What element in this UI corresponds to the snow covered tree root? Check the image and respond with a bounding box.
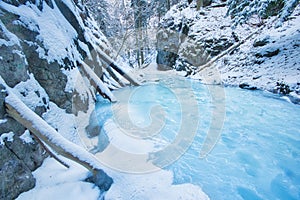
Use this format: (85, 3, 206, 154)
(4, 92, 113, 192)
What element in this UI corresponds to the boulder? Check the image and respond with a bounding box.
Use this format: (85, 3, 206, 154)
(239, 83, 258, 90)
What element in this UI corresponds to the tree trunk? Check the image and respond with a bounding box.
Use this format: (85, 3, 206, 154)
(197, 0, 203, 10)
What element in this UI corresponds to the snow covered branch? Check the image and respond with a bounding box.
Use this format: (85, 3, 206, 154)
(95, 47, 140, 86)
(79, 62, 117, 102)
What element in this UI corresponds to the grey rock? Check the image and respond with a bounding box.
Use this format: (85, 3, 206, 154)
(0, 118, 26, 137)
(239, 83, 257, 90)
(4, 134, 46, 171)
(0, 84, 6, 119)
(86, 169, 113, 192)
(72, 90, 90, 116)
(157, 7, 235, 71)
(0, 0, 112, 198)
(0, 145, 35, 200)
(188, 0, 212, 7)
(156, 50, 178, 70)
(203, 0, 212, 7)
(0, 42, 29, 87)
(156, 29, 181, 70)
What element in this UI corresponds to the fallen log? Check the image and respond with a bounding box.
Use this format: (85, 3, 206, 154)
(31, 133, 70, 168)
(80, 62, 117, 102)
(105, 67, 126, 87)
(95, 47, 140, 86)
(5, 91, 113, 191)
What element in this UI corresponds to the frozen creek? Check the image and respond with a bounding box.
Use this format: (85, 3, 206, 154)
(93, 66, 300, 200)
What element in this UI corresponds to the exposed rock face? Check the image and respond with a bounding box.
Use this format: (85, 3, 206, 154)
(0, 84, 47, 200)
(0, 0, 114, 198)
(156, 3, 191, 70)
(156, 28, 180, 70)
(0, 149, 35, 200)
(187, 0, 212, 7)
(156, 3, 236, 71)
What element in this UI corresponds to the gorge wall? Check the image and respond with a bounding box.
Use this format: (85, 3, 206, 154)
(0, 0, 114, 199)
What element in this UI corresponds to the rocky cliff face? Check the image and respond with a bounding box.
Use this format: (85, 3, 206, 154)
(156, 1, 236, 71)
(0, 0, 114, 199)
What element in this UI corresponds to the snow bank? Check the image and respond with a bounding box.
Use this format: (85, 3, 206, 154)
(12, 74, 49, 110)
(105, 167, 209, 200)
(42, 102, 81, 145)
(17, 158, 101, 200)
(172, 4, 300, 103)
(0, 20, 20, 46)
(17, 155, 209, 200)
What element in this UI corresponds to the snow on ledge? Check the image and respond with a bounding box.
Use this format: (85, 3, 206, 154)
(0, 131, 14, 145)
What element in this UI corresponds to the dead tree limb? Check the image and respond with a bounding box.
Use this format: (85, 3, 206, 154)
(95, 47, 140, 86)
(5, 92, 102, 172)
(80, 62, 117, 102)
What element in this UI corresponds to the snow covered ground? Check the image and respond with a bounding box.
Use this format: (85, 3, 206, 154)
(160, 2, 299, 104)
(17, 158, 101, 200)
(190, 4, 300, 103)
(17, 155, 209, 200)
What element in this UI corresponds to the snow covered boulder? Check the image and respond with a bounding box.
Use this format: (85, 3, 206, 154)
(255, 46, 280, 58)
(86, 169, 113, 192)
(253, 35, 271, 47)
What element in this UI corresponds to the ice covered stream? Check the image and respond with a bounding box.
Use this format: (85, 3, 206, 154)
(94, 72, 300, 200)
